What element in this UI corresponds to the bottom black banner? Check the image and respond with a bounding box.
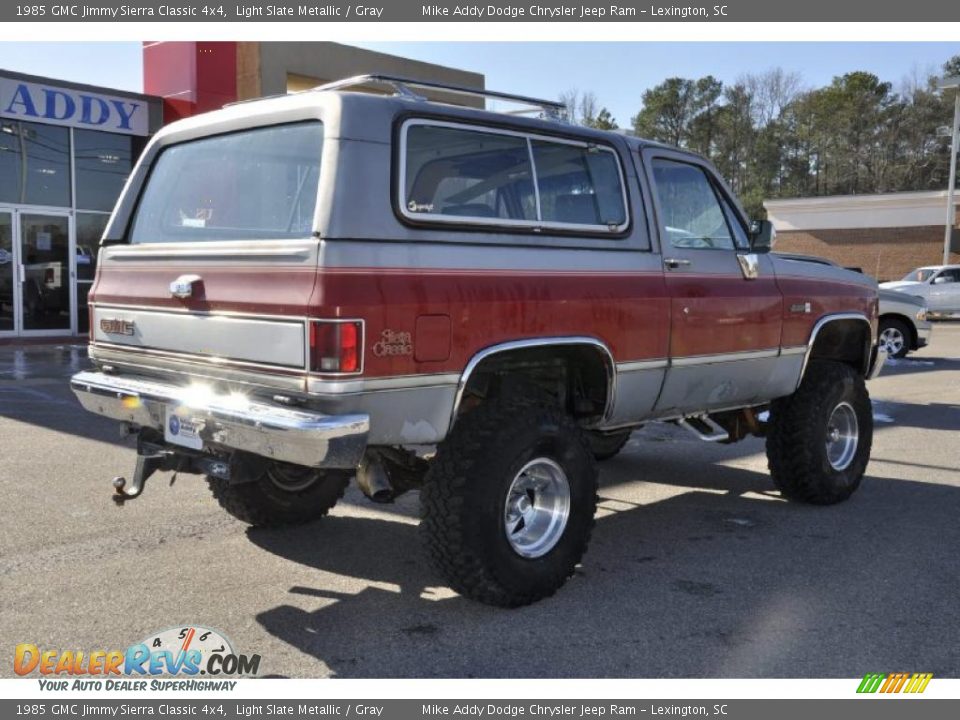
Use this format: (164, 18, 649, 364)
(3, 700, 958, 720)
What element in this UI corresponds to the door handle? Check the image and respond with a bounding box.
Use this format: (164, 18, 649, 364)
(664, 258, 692, 269)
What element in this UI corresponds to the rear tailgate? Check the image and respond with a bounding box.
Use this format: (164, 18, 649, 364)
(88, 120, 325, 386)
(91, 240, 319, 370)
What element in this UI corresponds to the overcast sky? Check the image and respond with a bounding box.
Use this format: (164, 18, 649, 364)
(1, 41, 957, 126)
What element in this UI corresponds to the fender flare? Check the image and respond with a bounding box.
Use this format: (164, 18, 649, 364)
(797, 312, 874, 388)
(450, 336, 617, 428)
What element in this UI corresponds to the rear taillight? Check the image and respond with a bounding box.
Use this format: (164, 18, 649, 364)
(88, 306, 94, 343)
(309, 320, 363, 374)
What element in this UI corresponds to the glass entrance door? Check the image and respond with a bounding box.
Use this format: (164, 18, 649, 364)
(18, 212, 73, 334)
(0, 212, 15, 335)
(0, 208, 75, 337)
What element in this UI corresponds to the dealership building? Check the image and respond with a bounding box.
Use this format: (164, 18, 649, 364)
(765, 191, 960, 282)
(0, 42, 483, 341)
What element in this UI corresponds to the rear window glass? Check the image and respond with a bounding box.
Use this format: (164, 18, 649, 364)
(401, 121, 627, 232)
(129, 122, 322, 244)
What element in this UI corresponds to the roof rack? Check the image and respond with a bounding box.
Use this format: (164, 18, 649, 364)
(309, 74, 569, 120)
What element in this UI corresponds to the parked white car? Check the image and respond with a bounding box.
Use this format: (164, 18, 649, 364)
(880, 265, 960, 318)
(878, 289, 932, 359)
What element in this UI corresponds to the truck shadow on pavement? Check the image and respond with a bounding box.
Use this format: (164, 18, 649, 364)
(247, 459, 960, 678)
(0, 343, 128, 448)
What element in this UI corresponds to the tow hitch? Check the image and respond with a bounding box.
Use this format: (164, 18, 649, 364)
(111, 430, 230, 506)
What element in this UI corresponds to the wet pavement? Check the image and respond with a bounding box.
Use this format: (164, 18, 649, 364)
(1, 327, 959, 678)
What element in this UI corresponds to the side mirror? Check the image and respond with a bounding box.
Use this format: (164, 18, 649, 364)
(749, 219, 776, 252)
(933, 276, 951, 284)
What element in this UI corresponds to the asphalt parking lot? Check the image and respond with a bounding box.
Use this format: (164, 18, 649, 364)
(2, 325, 959, 679)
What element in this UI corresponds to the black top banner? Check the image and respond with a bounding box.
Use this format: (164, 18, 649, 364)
(5, 0, 960, 22)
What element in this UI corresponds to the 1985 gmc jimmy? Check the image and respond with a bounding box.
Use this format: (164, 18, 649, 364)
(71, 76, 885, 607)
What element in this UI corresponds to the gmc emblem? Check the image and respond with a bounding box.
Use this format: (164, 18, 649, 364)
(99, 318, 135, 336)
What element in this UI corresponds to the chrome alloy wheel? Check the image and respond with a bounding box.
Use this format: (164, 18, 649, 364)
(879, 326, 906, 358)
(825, 401, 859, 471)
(503, 457, 571, 558)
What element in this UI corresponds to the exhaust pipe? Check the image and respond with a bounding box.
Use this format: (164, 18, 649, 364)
(356, 454, 395, 504)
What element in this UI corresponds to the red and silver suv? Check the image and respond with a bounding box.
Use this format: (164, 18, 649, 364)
(72, 76, 885, 607)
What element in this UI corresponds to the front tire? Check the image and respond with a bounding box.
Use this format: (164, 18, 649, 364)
(420, 396, 598, 607)
(766, 360, 872, 505)
(208, 458, 349, 527)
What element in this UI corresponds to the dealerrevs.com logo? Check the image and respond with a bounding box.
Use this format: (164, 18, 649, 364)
(14, 626, 261, 691)
(857, 672, 933, 694)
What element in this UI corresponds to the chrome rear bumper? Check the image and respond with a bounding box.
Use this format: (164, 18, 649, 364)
(70, 371, 369, 469)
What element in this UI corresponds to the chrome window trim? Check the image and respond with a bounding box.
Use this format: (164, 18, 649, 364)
(92, 341, 307, 375)
(104, 243, 314, 261)
(308, 372, 461, 396)
(92, 302, 306, 322)
(88, 345, 307, 393)
(93, 303, 314, 371)
(671, 348, 780, 367)
(398, 118, 631, 234)
(616, 359, 668, 372)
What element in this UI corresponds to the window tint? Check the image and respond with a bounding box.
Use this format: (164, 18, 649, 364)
(130, 122, 322, 244)
(651, 159, 734, 250)
(75, 130, 145, 212)
(404, 125, 535, 221)
(402, 122, 627, 231)
(0, 120, 71, 207)
(937, 269, 960, 283)
(531, 141, 626, 227)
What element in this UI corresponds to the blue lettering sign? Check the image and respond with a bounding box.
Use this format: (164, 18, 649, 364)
(109, 100, 139, 131)
(4, 83, 38, 117)
(42, 88, 76, 121)
(0, 80, 148, 136)
(80, 95, 110, 126)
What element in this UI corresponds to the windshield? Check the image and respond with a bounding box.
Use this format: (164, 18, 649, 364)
(900, 268, 936, 283)
(129, 121, 323, 244)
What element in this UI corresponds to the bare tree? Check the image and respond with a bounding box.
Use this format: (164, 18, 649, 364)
(559, 88, 604, 126)
(741, 68, 804, 126)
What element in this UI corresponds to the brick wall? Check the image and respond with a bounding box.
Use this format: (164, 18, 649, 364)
(775, 225, 960, 282)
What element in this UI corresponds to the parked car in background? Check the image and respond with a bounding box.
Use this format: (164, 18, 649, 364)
(878, 289, 931, 359)
(880, 265, 960, 318)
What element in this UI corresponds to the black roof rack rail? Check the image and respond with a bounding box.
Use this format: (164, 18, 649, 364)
(309, 74, 568, 119)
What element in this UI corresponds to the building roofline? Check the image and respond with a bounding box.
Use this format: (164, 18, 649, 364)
(765, 189, 959, 212)
(0, 67, 160, 103)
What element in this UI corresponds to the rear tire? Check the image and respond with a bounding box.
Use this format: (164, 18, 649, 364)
(766, 360, 872, 505)
(587, 430, 632, 461)
(420, 395, 598, 607)
(208, 459, 349, 527)
(878, 317, 911, 359)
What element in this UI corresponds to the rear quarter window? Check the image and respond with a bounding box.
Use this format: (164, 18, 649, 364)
(399, 120, 629, 234)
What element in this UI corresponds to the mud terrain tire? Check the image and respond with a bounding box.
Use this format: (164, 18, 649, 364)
(420, 396, 598, 607)
(208, 460, 349, 527)
(766, 360, 872, 505)
(588, 430, 632, 461)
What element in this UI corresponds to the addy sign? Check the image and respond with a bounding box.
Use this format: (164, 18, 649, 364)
(0, 78, 149, 136)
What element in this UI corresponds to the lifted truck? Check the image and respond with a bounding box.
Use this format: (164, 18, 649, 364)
(71, 76, 885, 607)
